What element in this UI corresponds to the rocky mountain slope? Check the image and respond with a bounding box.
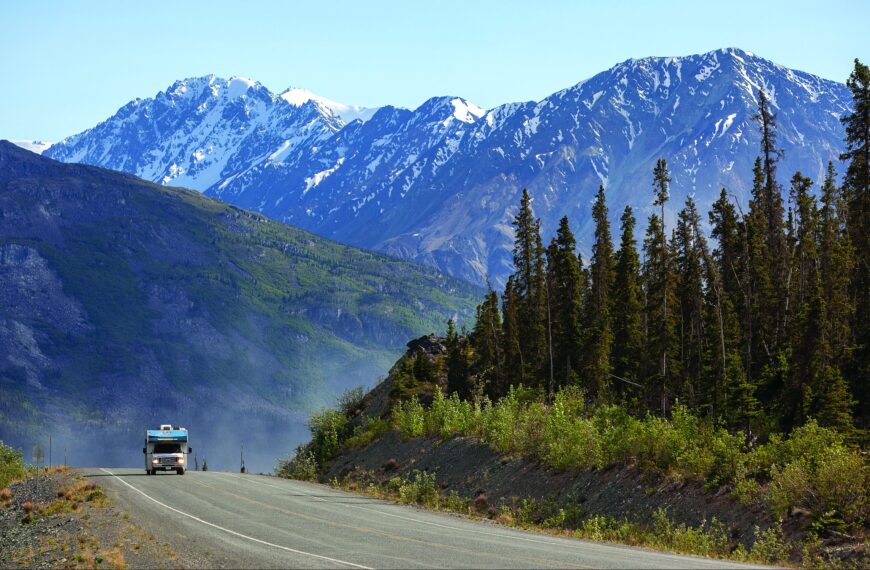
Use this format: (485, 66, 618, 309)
(0, 142, 482, 470)
(44, 49, 852, 286)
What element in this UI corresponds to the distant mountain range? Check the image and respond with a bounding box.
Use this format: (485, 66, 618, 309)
(39, 48, 852, 286)
(0, 142, 482, 470)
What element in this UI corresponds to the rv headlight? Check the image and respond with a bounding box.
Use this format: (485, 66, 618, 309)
(177, 457, 185, 464)
(152, 459, 159, 464)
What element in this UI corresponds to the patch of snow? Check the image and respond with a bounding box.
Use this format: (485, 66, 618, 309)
(303, 158, 345, 195)
(10, 140, 53, 154)
(280, 87, 379, 124)
(450, 98, 485, 123)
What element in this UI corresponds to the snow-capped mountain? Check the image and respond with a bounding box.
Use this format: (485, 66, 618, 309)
(45, 49, 852, 286)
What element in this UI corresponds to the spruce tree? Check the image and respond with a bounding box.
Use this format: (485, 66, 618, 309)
(612, 206, 644, 406)
(785, 172, 819, 428)
(642, 212, 677, 415)
(472, 284, 503, 399)
(644, 160, 678, 414)
(583, 186, 615, 401)
(840, 59, 870, 423)
(546, 217, 585, 390)
(752, 89, 789, 364)
(501, 275, 523, 392)
(674, 197, 707, 407)
(511, 189, 548, 385)
(816, 163, 857, 433)
(709, 190, 757, 431)
(446, 319, 470, 399)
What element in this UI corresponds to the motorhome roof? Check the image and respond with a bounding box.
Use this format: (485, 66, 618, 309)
(146, 428, 188, 443)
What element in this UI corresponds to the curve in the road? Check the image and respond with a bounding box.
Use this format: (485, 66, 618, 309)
(92, 468, 771, 570)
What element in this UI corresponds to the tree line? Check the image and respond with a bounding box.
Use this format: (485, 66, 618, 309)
(445, 59, 870, 440)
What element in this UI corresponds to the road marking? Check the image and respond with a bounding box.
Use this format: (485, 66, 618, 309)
(98, 469, 371, 569)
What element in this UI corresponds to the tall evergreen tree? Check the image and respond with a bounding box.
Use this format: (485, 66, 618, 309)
(785, 172, 820, 428)
(612, 206, 644, 406)
(511, 189, 548, 385)
(644, 160, 678, 414)
(546, 217, 585, 390)
(472, 284, 504, 399)
(446, 319, 470, 399)
(710, 189, 746, 316)
(674, 197, 707, 407)
(708, 190, 757, 431)
(583, 186, 615, 401)
(501, 275, 523, 391)
(744, 94, 791, 416)
(840, 59, 870, 423)
(642, 212, 678, 415)
(816, 163, 857, 432)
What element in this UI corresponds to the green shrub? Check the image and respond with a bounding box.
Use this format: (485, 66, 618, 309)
(762, 421, 868, 526)
(443, 490, 469, 513)
(276, 446, 317, 481)
(543, 395, 600, 471)
(426, 388, 477, 439)
(308, 409, 349, 465)
(650, 509, 731, 558)
(345, 417, 390, 449)
(398, 470, 439, 507)
(392, 397, 425, 439)
(748, 522, 790, 564)
(0, 441, 25, 489)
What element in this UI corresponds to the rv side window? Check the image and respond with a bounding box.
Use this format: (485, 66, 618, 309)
(153, 443, 182, 454)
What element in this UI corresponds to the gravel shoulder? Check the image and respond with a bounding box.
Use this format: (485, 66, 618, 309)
(0, 467, 181, 569)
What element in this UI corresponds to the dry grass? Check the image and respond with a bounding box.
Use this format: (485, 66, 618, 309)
(38, 480, 109, 519)
(102, 547, 127, 569)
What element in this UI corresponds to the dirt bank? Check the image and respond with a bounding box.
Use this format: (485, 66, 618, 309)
(324, 430, 776, 548)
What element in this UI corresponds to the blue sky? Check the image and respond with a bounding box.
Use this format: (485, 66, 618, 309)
(2, 0, 867, 141)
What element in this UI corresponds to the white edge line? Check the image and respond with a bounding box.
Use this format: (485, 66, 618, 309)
(98, 468, 371, 570)
(224, 473, 768, 569)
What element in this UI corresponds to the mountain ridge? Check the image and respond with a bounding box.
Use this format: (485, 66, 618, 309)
(42, 48, 852, 286)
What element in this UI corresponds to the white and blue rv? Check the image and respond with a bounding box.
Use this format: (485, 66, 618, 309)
(143, 424, 191, 475)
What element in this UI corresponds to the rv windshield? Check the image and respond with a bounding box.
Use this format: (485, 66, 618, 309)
(153, 443, 182, 454)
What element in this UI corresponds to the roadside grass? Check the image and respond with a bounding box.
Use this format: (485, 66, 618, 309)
(22, 480, 109, 524)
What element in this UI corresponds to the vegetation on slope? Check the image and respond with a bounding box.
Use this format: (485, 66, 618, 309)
(0, 142, 482, 462)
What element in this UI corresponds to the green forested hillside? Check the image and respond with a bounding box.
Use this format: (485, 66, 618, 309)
(0, 141, 482, 469)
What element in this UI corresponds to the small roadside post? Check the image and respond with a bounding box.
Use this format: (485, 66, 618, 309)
(33, 445, 45, 494)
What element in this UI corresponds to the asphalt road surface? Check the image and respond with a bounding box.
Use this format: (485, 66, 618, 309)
(86, 468, 769, 569)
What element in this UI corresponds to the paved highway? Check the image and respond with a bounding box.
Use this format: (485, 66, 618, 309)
(87, 469, 767, 569)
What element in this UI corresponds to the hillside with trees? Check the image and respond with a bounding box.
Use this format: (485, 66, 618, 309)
(282, 59, 870, 567)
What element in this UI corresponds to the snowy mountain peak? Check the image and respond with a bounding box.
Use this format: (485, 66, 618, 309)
(280, 87, 379, 124)
(450, 97, 486, 123)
